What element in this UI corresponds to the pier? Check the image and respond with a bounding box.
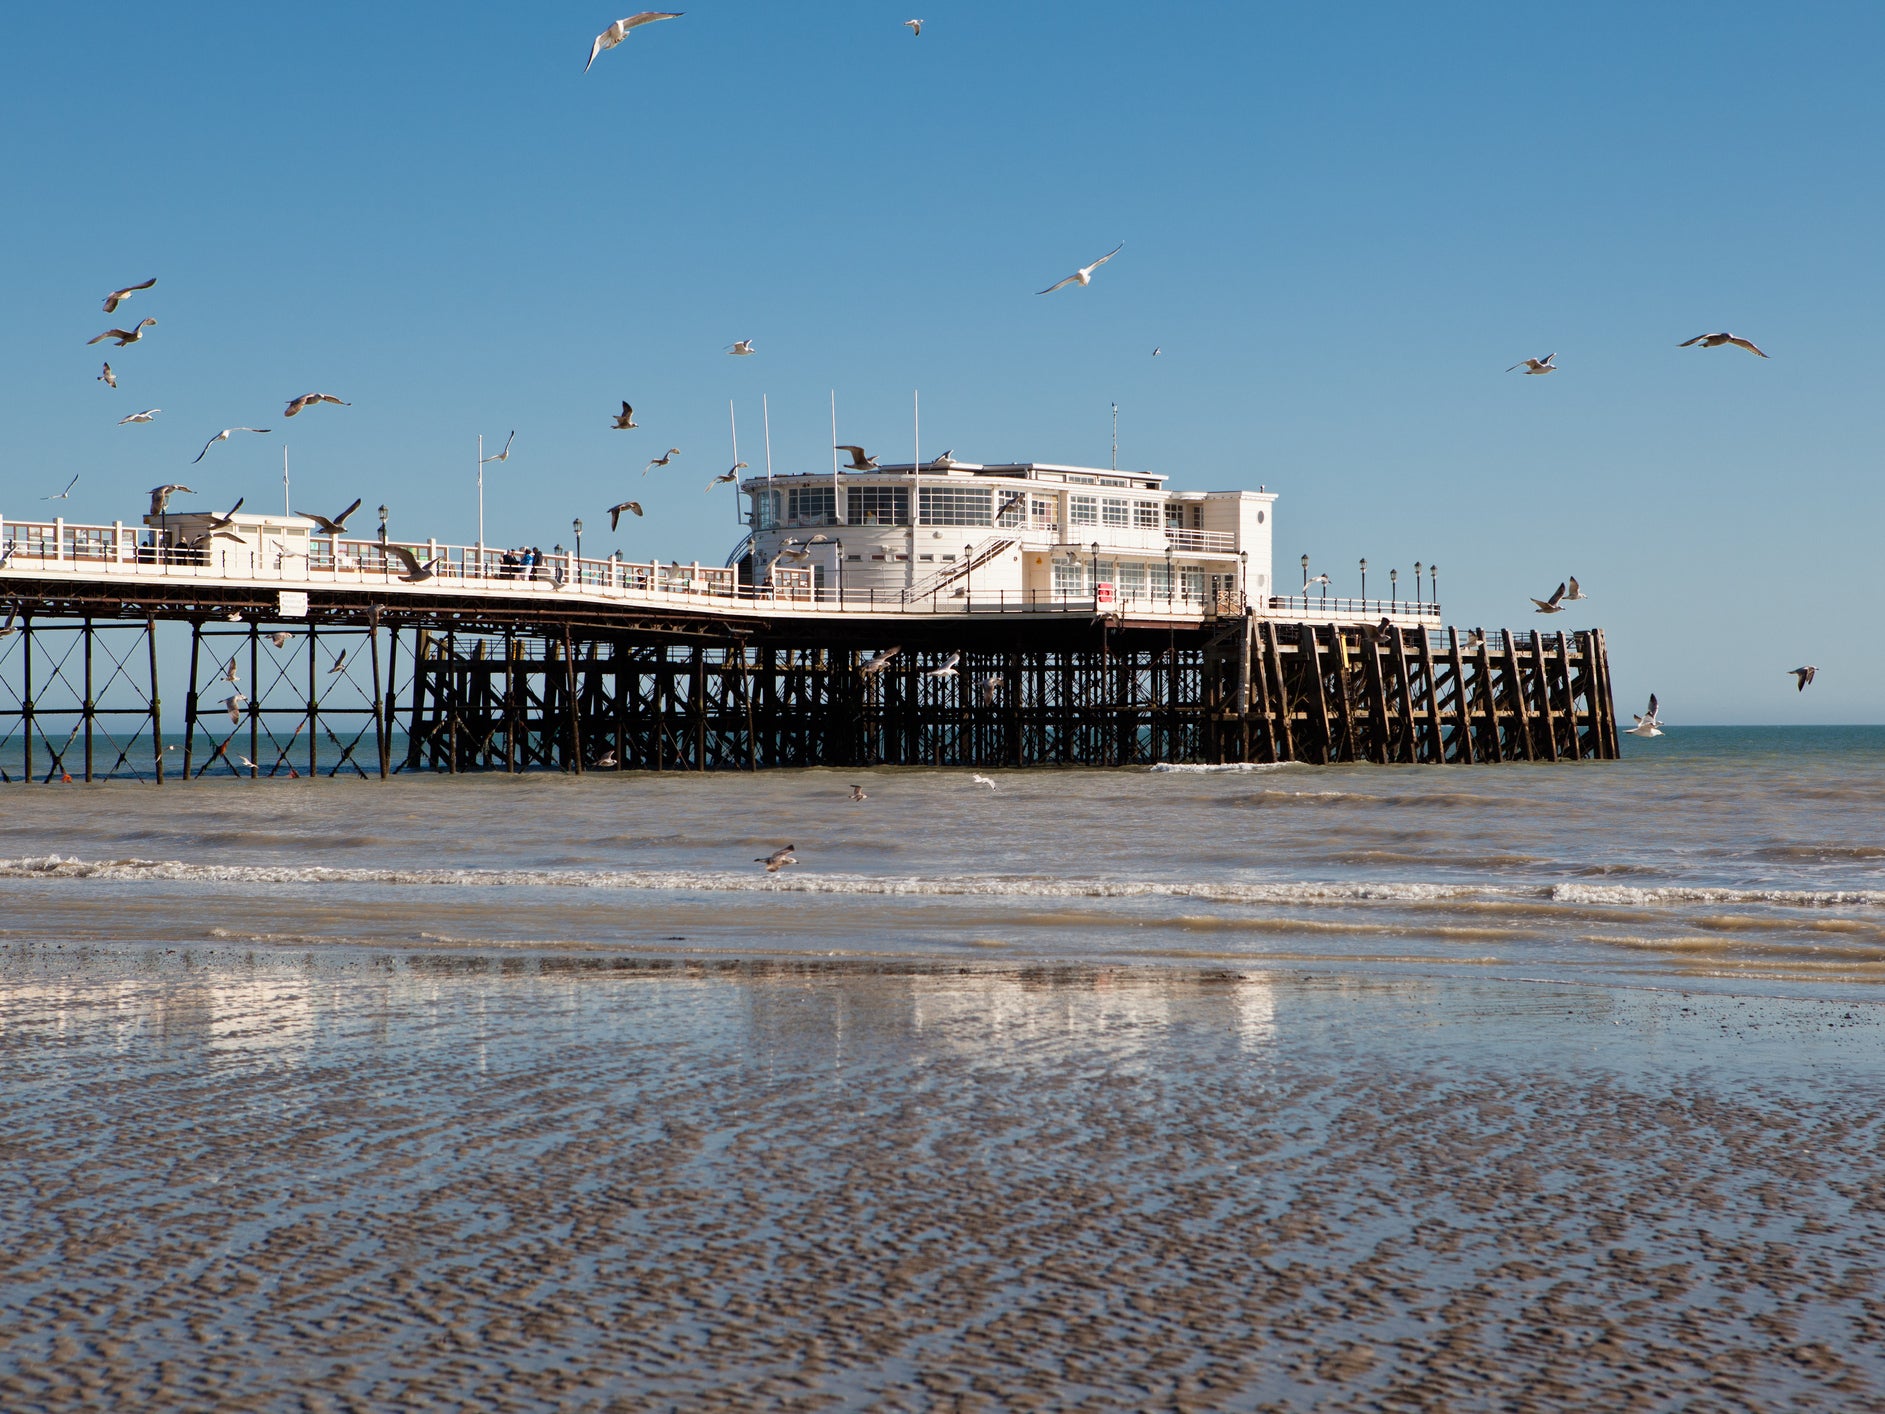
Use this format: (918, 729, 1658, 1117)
(0, 487, 1618, 781)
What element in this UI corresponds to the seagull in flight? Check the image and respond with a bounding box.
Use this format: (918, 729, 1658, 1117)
(223, 656, 240, 685)
(43, 474, 79, 501)
(706, 462, 748, 490)
(285, 393, 350, 417)
(860, 647, 900, 676)
(386, 544, 442, 582)
(970, 774, 998, 790)
(1506, 353, 1558, 375)
(119, 408, 162, 425)
(727, 339, 755, 356)
(270, 632, 290, 648)
(1304, 573, 1330, 592)
(101, 277, 157, 314)
(0, 608, 15, 635)
(904, 18, 923, 35)
(1530, 582, 1567, 614)
(1038, 242, 1124, 295)
(923, 652, 960, 678)
(849, 784, 869, 802)
(1564, 576, 1587, 601)
(1789, 665, 1818, 692)
(97, 362, 116, 388)
(224, 693, 247, 725)
(586, 12, 683, 72)
(755, 843, 797, 873)
(329, 650, 348, 674)
(979, 674, 1004, 706)
(298, 498, 363, 535)
(644, 448, 680, 474)
(611, 402, 638, 430)
(481, 431, 514, 465)
(201, 498, 247, 540)
(193, 427, 272, 463)
(1626, 694, 1663, 738)
(1680, 332, 1767, 357)
(835, 444, 879, 470)
(607, 500, 643, 530)
(88, 319, 157, 348)
(148, 484, 193, 515)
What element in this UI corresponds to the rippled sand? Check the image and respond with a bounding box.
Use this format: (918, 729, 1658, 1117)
(2, 944, 1881, 1411)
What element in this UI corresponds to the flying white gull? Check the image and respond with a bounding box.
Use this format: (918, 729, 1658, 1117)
(1789, 665, 1818, 692)
(298, 498, 363, 535)
(329, 650, 348, 674)
(1565, 576, 1587, 601)
(849, 784, 869, 802)
(706, 462, 748, 490)
(970, 774, 998, 790)
(386, 544, 442, 582)
(270, 632, 290, 649)
(102, 277, 156, 314)
(147, 484, 193, 515)
(119, 408, 162, 425)
(860, 647, 900, 676)
(224, 693, 247, 725)
(607, 501, 642, 530)
(284, 393, 350, 417)
(644, 448, 680, 474)
(1679, 332, 1767, 357)
(1506, 353, 1558, 375)
(1038, 242, 1124, 295)
(97, 363, 116, 388)
(979, 674, 1004, 706)
(88, 318, 156, 348)
(1530, 582, 1567, 614)
(194, 427, 272, 463)
(586, 12, 683, 72)
(904, 18, 923, 35)
(727, 339, 755, 356)
(835, 444, 879, 470)
(611, 401, 638, 430)
(755, 843, 797, 873)
(1626, 694, 1663, 738)
(43, 474, 79, 501)
(923, 652, 960, 678)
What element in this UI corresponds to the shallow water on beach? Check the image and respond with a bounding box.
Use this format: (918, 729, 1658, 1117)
(3, 727, 1885, 990)
(5, 727, 1885, 1409)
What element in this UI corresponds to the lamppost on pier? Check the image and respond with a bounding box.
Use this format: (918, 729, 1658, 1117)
(1359, 557, 1368, 605)
(1239, 550, 1248, 609)
(573, 518, 584, 565)
(1390, 567, 1398, 608)
(1414, 561, 1423, 609)
(835, 538, 844, 599)
(1091, 541, 1101, 599)
(1430, 564, 1439, 609)
(377, 504, 388, 546)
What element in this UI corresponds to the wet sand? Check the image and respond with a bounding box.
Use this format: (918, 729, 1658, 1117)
(3, 943, 1882, 1412)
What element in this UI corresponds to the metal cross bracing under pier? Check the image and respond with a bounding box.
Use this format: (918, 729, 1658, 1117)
(0, 608, 1619, 780)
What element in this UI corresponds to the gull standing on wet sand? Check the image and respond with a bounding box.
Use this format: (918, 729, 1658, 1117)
(1038, 243, 1124, 295)
(756, 844, 797, 873)
(585, 12, 683, 72)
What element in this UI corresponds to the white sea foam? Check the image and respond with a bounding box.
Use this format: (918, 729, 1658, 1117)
(5, 853, 1882, 914)
(1148, 762, 1301, 774)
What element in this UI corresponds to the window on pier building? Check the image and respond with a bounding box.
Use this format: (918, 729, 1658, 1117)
(1181, 567, 1205, 600)
(1165, 502, 1185, 530)
(1101, 498, 1130, 528)
(1134, 502, 1161, 530)
(848, 485, 909, 526)
(1052, 558, 1093, 595)
(1069, 494, 1098, 527)
(1030, 496, 1056, 528)
(1148, 561, 1173, 597)
(994, 490, 1028, 528)
(919, 485, 993, 526)
(1116, 561, 1146, 597)
(787, 486, 835, 524)
(752, 490, 780, 531)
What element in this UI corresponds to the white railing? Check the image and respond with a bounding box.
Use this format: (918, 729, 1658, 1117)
(1267, 593, 1442, 625)
(1163, 527, 1237, 553)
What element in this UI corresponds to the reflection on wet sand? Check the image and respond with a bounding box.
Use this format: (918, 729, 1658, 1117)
(2, 945, 1882, 1411)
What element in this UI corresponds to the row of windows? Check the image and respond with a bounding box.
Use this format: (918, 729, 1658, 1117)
(756, 484, 1198, 532)
(1049, 560, 1208, 597)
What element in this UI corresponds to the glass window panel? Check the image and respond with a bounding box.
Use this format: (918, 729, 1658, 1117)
(1070, 495, 1098, 526)
(848, 486, 909, 526)
(1102, 498, 1129, 527)
(918, 486, 993, 526)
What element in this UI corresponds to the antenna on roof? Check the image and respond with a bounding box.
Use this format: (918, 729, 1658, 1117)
(282, 446, 291, 517)
(831, 389, 843, 525)
(1111, 403, 1118, 471)
(913, 389, 920, 475)
(762, 393, 773, 485)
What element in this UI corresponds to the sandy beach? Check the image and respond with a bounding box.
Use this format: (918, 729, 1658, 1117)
(3, 942, 1880, 1411)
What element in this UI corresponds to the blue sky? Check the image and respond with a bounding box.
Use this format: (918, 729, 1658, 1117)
(5, 2, 1881, 722)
